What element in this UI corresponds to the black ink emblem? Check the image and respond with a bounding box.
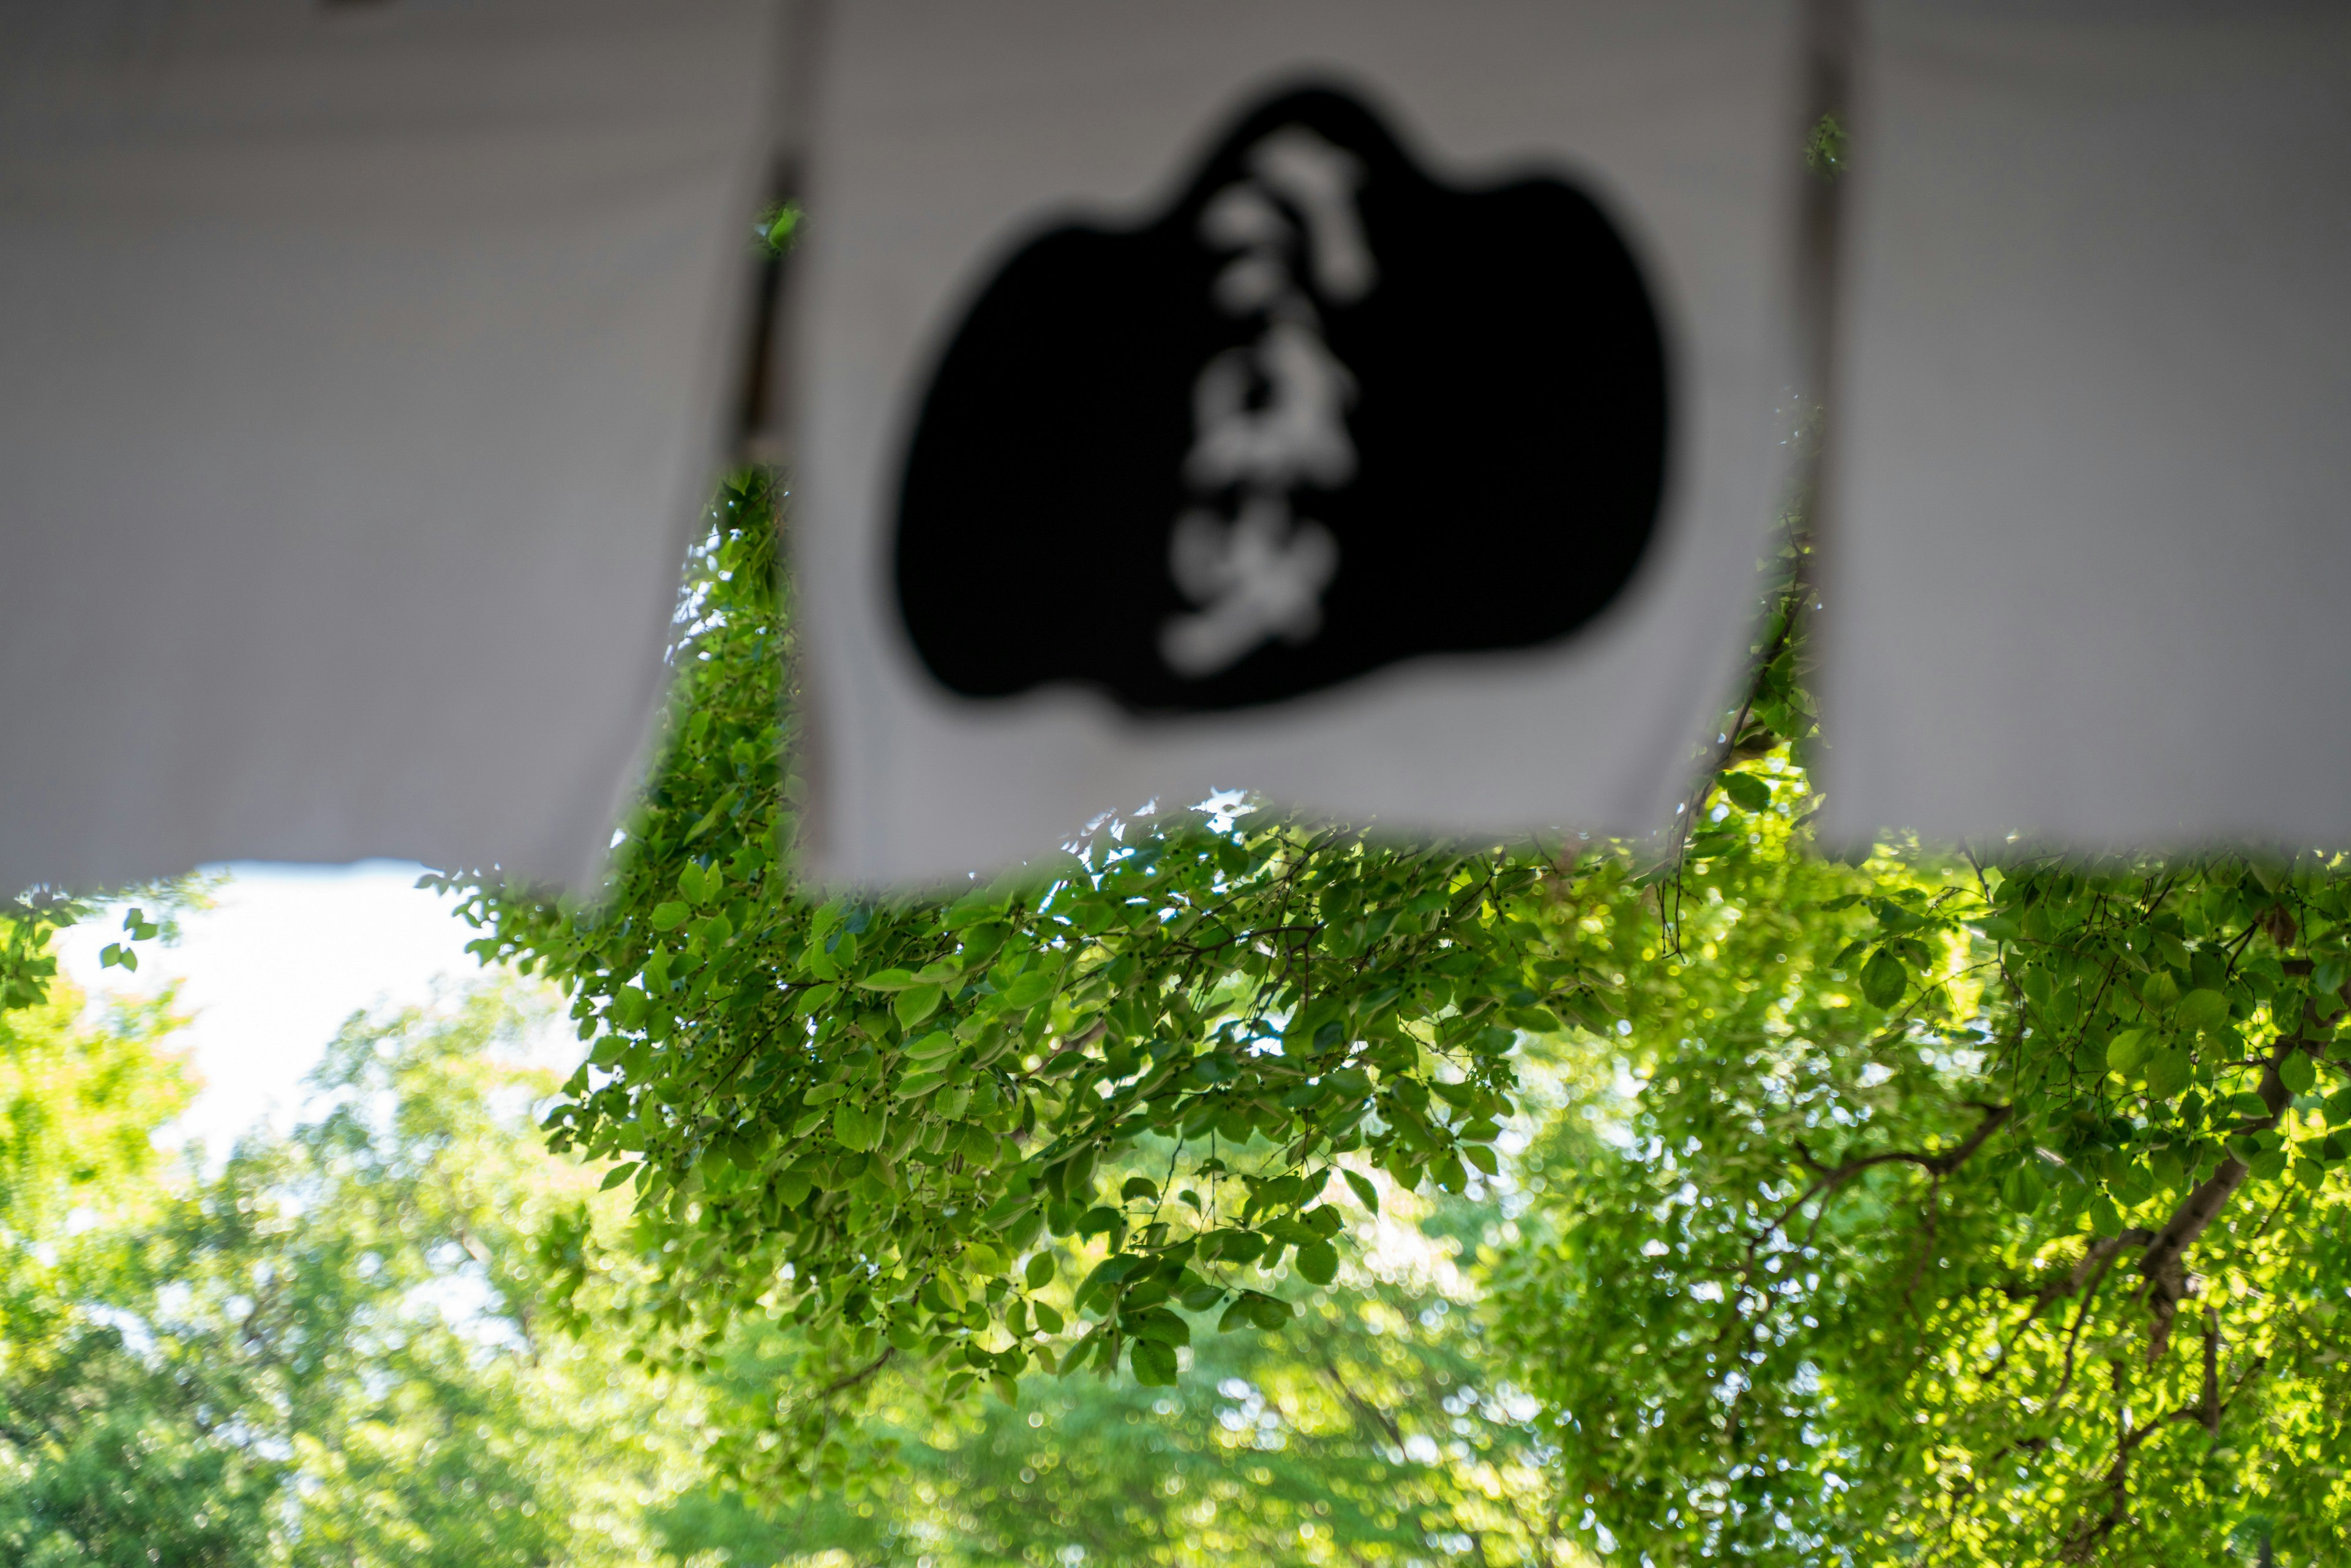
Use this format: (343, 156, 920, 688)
(894, 83, 1670, 711)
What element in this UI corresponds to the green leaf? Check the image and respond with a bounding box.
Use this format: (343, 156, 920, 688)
(650, 901, 691, 931)
(905, 1030, 960, 1061)
(681, 792, 733, 842)
(1294, 1240, 1338, 1285)
(1342, 1170, 1379, 1213)
(1998, 1164, 2044, 1214)
(599, 1163, 639, 1191)
(2177, 988, 2230, 1030)
(857, 968, 920, 991)
(1074, 1254, 1141, 1307)
(2107, 1029, 2153, 1075)
(1718, 771, 1771, 812)
(1164, 1284, 1217, 1317)
(2143, 1047, 2194, 1101)
(1000, 969, 1060, 1010)
(1859, 950, 1907, 1009)
(894, 985, 944, 1028)
(832, 1105, 879, 1152)
(1025, 1253, 1056, 1289)
(1032, 1300, 1065, 1335)
(1131, 1338, 1179, 1386)
(1127, 1309, 1190, 1347)
(894, 1070, 950, 1101)
(2279, 1049, 2318, 1097)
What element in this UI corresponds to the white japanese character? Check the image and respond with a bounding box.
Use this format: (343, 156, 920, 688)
(1160, 498, 1338, 678)
(1247, 128, 1374, 304)
(1183, 321, 1357, 492)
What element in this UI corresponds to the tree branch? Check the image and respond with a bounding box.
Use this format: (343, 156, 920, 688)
(2058, 1360, 2135, 1562)
(1317, 1352, 1403, 1449)
(2046, 1234, 2140, 1409)
(1763, 1103, 2011, 1256)
(812, 1346, 896, 1402)
(2134, 1030, 2297, 1357)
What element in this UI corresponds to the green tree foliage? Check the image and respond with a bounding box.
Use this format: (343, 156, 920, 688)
(0, 976, 274, 1566)
(2, 882, 187, 1009)
(441, 476, 1558, 1484)
(660, 1179, 1575, 1567)
(1, 891, 89, 1013)
(5, 920, 1564, 1568)
(1490, 803, 2351, 1565)
(0, 982, 717, 1566)
(452, 468, 2349, 1562)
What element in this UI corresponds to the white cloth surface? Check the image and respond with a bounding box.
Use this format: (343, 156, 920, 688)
(1823, 2, 2351, 849)
(795, 0, 1806, 885)
(0, 0, 789, 894)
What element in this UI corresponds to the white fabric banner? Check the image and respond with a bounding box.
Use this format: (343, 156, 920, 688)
(1823, 2, 2351, 849)
(0, 1, 790, 894)
(794, 0, 1806, 884)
